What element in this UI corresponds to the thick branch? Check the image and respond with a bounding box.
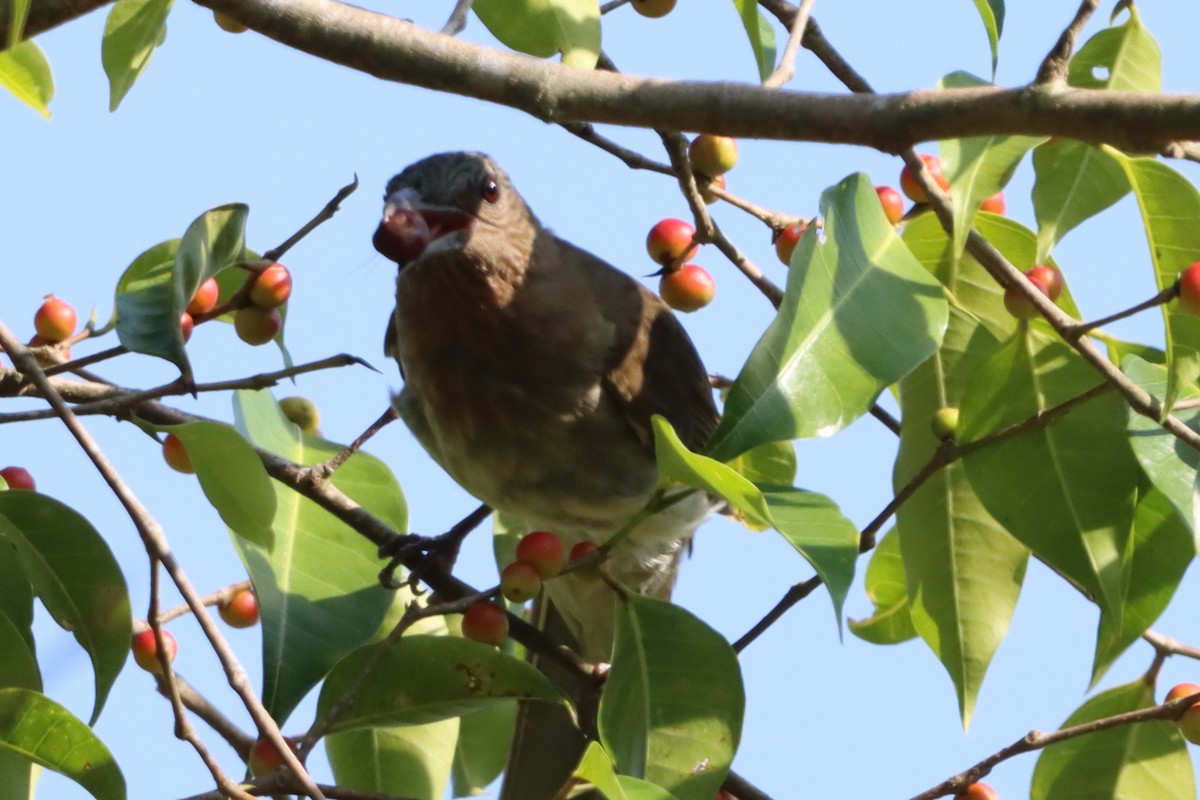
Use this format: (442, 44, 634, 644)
(186, 0, 1200, 152)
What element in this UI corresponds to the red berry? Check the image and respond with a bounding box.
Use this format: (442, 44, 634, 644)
(660, 264, 716, 312)
(187, 277, 220, 316)
(373, 209, 432, 264)
(461, 602, 509, 646)
(875, 185, 905, 225)
(980, 191, 1007, 215)
(1166, 683, 1200, 745)
(249, 264, 292, 310)
(631, 0, 675, 17)
(162, 433, 195, 474)
(33, 296, 77, 343)
(248, 736, 299, 776)
(688, 134, 738, 178)
(131, 628, 177, 674)
(180, 311, 194, 342)
(219, 588, 260, 628)
(773, 221, 807, 266)
(646, 218, 699, 267)
(899, 154, 950, 203)
(234, 306, 282, 346)
(1003, 265, 1062, 319)
(1178, 262, 1200, 316)
(500, 561, 542, 603)
(0, 466, 36, 491)
(959, 783, 998, 800)
(515, 531, 566, 579)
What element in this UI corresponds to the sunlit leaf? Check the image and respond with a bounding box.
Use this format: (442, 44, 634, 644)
(1067, 4, 1161, 92)
(473, 0, 600, 69)
(1031, 678, 1194, 800)
(0, 493, 130, 725)
(730, 0, 776, 82)
(706, 173, 947, 461)
(599, 595, 743, 800)
(0, 689, 125, 800)
(1032, 140, 1129, 263)
(1105, 149, 1200, 413)
(232, 388, 403, 724)
(102, 0, 173, 111)
(0, 41, 52, 118)
(327, 721, 458, 800)
(969, 0, 1004, 77)
(652, 416, 770, 528)
(574, 742, 683, 800)
(849, 528, 917, 645)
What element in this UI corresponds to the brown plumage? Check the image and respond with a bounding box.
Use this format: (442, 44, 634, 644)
(379, 152, 719, 658)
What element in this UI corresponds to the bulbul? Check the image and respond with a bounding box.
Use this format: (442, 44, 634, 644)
(375, 151, 719, 660)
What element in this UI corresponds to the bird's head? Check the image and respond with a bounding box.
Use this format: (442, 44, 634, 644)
(373, 152, 537, 271)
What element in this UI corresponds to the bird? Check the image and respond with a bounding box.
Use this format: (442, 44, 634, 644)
(374, 151, 720, 659)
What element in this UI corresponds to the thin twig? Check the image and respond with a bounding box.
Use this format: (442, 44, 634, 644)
(1144, 629, 1200, 661)
(0, 325, 327, 800)
(1162, 141, 1200, 165)
(599, 0, 630, 12)
(1034, 0, 1100, 85)
(311, 406, 398, 478)
(154, 672, 257, 759)
(155, 580, 253, 625)
(1068, 283, 1179, 336)
(762, 0, 814, 89)
(869, 404, 901, 435)
(262, 177, 358, 264)
(440, 0, 473, 35)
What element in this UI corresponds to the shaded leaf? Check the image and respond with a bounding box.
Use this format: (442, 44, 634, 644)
(707, 173, 947, 461)
(102, 0, 173, 111)
(0, 689, 125, 800)
(316, 636, 561, 732)
(473, 0, 600, 69)
(1031, 678, 1194, 800)
(232, 388, 403, 723)
(327, 721, 458, 800)
(0, 493, 130, 725)
(938, 72, 1043, 259)
(960, 332, 1136, 618)
(451, 700, 515, 797)
(599, 595, 743, 800)
(574, 742, 683, 800)
(0, 748, 36, 800)
(759, 485, 858, 625)
(0, 611, 39, 692)
(1032, 140, 1129, 263)
(849, 528, 918, 645)
(1092, 487, 1192, 686)
(730, 0, 776, 82)
(1105, 149, 1200, 413)
(162, 422, 275, 548)
(0, 41, 52, 118)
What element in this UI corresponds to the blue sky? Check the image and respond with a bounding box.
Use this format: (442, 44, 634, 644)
(4, 1, 1200, 797)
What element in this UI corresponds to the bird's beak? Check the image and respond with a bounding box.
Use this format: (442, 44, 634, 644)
(373, 188, 475, 266)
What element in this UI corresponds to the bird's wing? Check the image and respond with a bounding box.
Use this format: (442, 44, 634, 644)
(592, 258, 720, 454)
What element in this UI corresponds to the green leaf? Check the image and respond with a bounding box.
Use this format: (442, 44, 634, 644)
(1031, 678, 1194, 800)
(326, 720, 458, 800)
(759, 486, 858, 625)
(970, 0, 1004, 77)
(0, 610, 39, 692)
(1123, 356, 1200, 551)
(730, 0, 776, 82)
(0, 689, 125, 800)
(1032, 140, 1130, 263)
(574, 742, 683, 800)
(599, 595, 743, 800)
(6, 0, 31, 48)
(114, 204, 250, 376)
(0, 546, 34, 655)
(102, 0, 173, 111)
(849, 528, 918, 645)
(725, 440, 796, 509)
(1105, 149, 1200, 413)
(960, 332, 1136, 618)
(706, 173, 948, 461)
(1067, 4, 1161, 92)
(451, 700, 515, 797)
(473, 0, 600, 69)
(233, 388, 403, 723)
(938, 72, 1043, 260)
(0, 493, 130, 726)
(161, 422, 275, 548)
(896, 217, 1031, 726)
(1092, 487, 1191, 686)
(0, 748, 36, 800)
(0, 41, 52, 118)
(652, 416, 770, 528)
(316, 636, 562, 732)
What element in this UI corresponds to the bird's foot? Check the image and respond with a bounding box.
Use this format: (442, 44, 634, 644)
(377, 503, 492, 590)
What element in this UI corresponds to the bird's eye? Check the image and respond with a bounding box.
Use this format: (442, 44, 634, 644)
(481, 177, 501, 203)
